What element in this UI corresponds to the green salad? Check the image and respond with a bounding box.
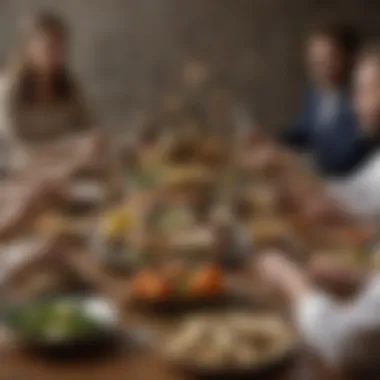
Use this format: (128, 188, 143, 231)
(9, 300, 104, 342)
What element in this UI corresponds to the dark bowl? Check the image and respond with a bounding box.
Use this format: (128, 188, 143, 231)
(19, 330, 122, 361)
(2, 294, 124, 361)
(131, 292, 232, 316)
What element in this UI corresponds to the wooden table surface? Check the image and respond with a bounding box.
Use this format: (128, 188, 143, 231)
(0, 140, 351, 380)
(0, 348, 343, 380)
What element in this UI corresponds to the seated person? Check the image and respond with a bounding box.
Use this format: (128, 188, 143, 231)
(0, 11, 101, 170)
(280, 23, 375, 177)
(0, 12, 106, 237)
(259, 251, 380, 377)
(327, 44, 380, 218)
(248, 43, 380, 220)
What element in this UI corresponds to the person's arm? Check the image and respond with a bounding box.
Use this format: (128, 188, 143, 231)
(296, 274, 380, 367)
(327, 150, 380, 217)
(320, 136, 375, 177)
(295, 291, 354, 365)
(260, 252, 380, 368)
(315, 107, 376, 177)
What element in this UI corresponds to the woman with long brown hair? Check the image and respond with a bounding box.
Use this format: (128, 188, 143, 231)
(0, 11, 101, 242)
(0, 10, 97, 167)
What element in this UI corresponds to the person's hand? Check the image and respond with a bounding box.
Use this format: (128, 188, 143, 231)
(258, 250, 312, 303)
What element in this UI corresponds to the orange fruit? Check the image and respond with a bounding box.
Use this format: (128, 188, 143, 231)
(188, 265, 223, 296)
(131, 270, 169, 300)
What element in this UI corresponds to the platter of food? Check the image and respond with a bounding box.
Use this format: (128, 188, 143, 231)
(159, 311, 297, 378)
(129, 262, 226, 312)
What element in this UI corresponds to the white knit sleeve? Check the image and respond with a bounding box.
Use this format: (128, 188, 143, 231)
(295, 292, 352, 365)
(295, 275, 380, 368)
(326, 151, 380, 218)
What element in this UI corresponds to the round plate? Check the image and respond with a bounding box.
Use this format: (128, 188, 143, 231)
(155, 298, 298, 378)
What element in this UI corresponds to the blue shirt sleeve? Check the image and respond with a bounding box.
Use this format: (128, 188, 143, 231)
(315, 112, 377, 177)
(320, 137, 375, 177)
(280, 91, 314, 149)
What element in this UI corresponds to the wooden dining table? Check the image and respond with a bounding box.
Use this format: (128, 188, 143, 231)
(0, 135, 357, 380)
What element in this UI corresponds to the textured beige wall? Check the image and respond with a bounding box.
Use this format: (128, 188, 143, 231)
(0, 0, 378, 129)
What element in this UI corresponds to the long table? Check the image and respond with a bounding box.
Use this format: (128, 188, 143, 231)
(0, 136, 356, 380)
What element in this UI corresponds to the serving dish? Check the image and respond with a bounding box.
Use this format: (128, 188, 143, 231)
(155, 301, 297, 378)
(2, 294, 123, 360)
(129, 262, 226, 313)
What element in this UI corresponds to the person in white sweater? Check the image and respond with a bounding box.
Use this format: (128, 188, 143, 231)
(259, 251, 380, 375)
(326, 44, 380, 218)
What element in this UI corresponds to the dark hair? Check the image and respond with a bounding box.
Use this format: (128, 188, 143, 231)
(308, 21, 361, 85)
(9, 10, 77, 108)
(309, 22, 360, 56)
(20, 10, 68, 43)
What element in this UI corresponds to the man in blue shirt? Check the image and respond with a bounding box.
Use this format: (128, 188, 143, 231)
(282, 23, 374, 177)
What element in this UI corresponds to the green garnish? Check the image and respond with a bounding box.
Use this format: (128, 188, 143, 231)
(10, 300, 102, 342)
